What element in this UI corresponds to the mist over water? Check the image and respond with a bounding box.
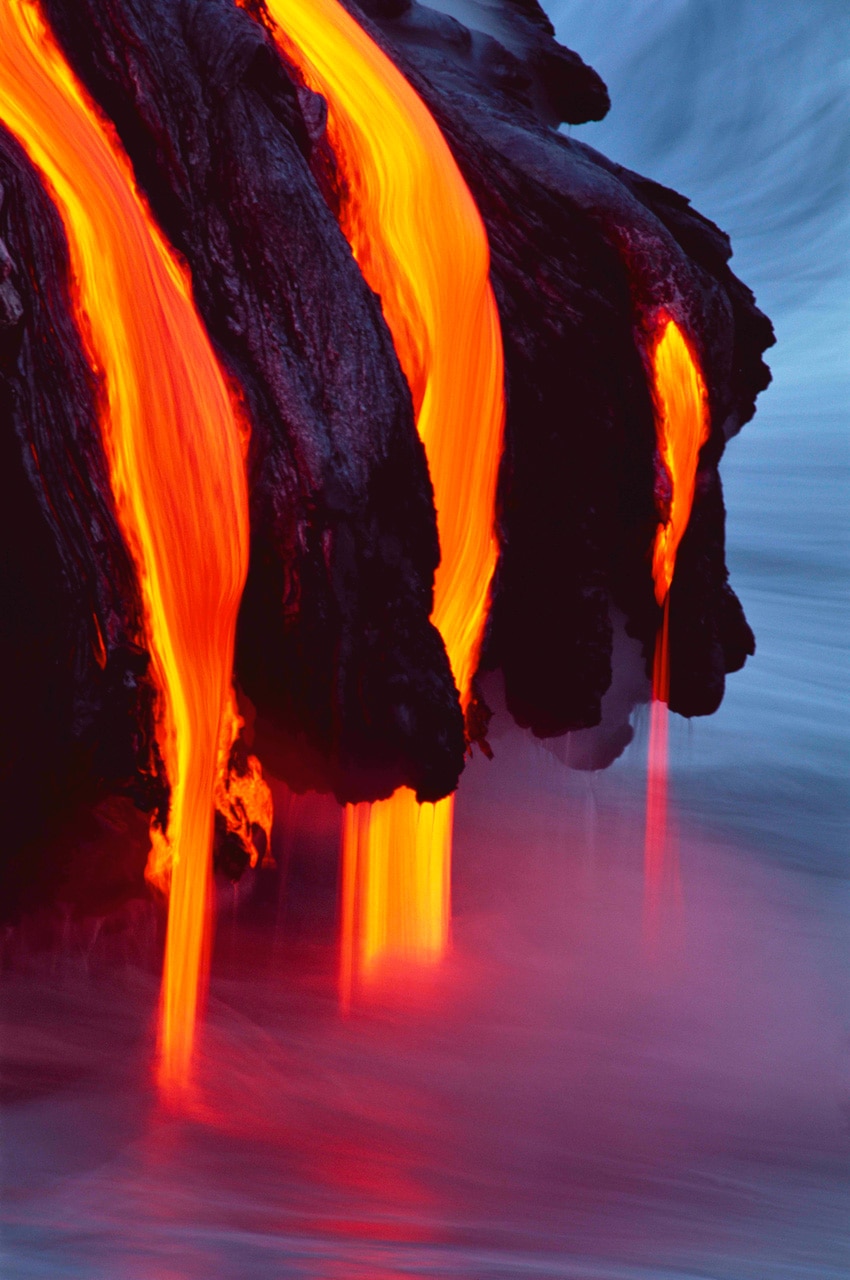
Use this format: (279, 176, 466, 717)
(554, 0, 850, 872)
(2, 3, 849, 1276)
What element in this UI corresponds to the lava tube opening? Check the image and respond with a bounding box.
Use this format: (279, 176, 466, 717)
(0, 0, 253, 1097)
(645, 315, 710, 929)
(261, 0, 505, 998)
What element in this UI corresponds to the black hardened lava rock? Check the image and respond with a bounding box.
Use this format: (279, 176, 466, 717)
(666, 466, 756, 718)
(0, 127, 164, 920)
(356, 0, 609, 127)
(42, 0, 465, 804)
(0, 0, 774, 923)
(338, 0, 772, 738)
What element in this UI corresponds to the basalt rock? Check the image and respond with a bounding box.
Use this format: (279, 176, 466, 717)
(42, 0, 466, 805)
(340, 0, 770, 741)
(1, 0, 774, 924)
(356, 0, 610, 126)
(0, 127, 163, 921)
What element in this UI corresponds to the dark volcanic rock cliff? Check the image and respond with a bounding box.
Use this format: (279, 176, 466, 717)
(42, 0, 466, 807)
(0, 126, 163, 917)
(0, 0, 773, 915)
(345, 0, 772, 738)
(37, 0, 774, 749)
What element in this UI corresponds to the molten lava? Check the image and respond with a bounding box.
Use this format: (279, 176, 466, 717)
(650, 318, 711, 611)
(214, 692, 275, 874)
(264, 0, 504, 995)
(645, 316, 709, 921)
(0, 0, 258, 1094)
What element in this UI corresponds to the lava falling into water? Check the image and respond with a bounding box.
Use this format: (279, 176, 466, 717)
(645, 315, 710, 922)
(0, 0, 253, 1095)
(263, 0, 504, 998)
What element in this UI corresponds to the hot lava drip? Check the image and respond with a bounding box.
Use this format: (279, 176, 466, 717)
(0, 0, 259, 1095)
(645, 316, 710, 925)
(263, 0, 504, 997)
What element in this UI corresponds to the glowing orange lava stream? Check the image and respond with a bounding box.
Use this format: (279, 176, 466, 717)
(645, 315, 709, 922)
(0, 0, 255, 1095)
(263, 0, 504, 998)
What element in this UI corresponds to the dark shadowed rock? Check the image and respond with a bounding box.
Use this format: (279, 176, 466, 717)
(0, 0, 774, 929)
(337, 0, 770, 739)
(0, 127, 163, 920)
(359, 0, 610, 124)
(42, 0, 466, 805)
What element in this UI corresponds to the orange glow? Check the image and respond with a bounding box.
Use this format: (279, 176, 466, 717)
(0, 1, 252, 1094)
(264, 0, 504, 991)
(650, 317, 710, 606)
(214, 692, 275, 872)
(340, 792, 454, 1009)
(645, 316, 709, 924)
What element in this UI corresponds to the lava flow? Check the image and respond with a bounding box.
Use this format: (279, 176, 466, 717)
(0, 0, 254, 1094)
(645, 315, 710, 921)
(264, 0, 505, 997)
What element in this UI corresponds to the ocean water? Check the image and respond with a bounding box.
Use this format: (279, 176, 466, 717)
(1, 2, 848, 1276)
(553, 0, 850, 874)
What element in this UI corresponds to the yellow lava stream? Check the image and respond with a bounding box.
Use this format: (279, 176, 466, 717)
(645, 316, 710, 926)
(263, 0, 504, 999)
(0, 0, 253, 1096)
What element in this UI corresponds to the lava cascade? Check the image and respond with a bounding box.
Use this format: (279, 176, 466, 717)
(264, 0, 505, 994)
(0, 0, 255, 1094)
(645, 316, 710, 920)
